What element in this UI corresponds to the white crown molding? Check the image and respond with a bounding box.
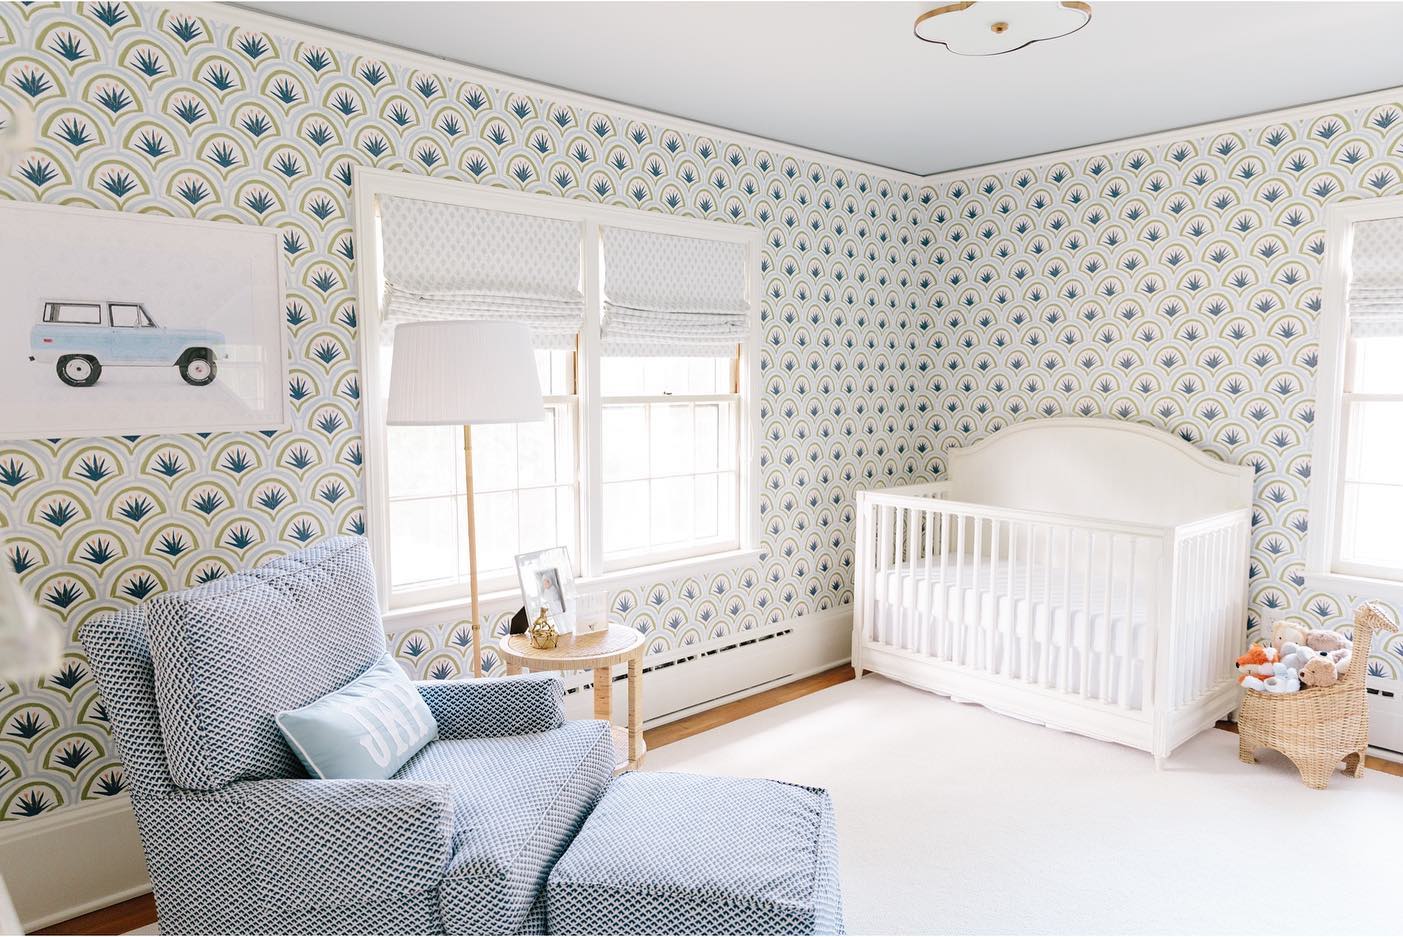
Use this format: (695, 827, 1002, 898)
(205, 2, 928, 186)
(921, 83, 1403, 185)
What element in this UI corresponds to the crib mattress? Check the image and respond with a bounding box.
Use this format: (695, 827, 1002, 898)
(869, 561, 1149, 706)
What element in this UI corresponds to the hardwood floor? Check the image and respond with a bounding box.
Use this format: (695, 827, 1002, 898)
(34, 893, 155, 937)
(34, 666, 856, 936)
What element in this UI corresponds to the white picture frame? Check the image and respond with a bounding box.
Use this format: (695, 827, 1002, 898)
(0, 201, 289, 439)
(515, 546, 576, 634)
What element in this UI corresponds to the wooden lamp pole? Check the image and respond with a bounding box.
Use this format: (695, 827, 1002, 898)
(463, 423, 483, 677)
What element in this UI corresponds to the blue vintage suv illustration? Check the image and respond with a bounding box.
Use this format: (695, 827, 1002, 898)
(29, 300, 226, 388)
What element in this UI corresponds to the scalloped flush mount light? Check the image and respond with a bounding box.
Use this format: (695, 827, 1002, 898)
(915, 1, 1092, 56)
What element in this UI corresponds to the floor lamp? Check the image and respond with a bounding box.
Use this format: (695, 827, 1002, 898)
(387, 320, 545, 678)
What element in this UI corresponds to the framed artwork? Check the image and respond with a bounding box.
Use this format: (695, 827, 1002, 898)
(0, 201, 288, 439)
(515, 546, 576, 634)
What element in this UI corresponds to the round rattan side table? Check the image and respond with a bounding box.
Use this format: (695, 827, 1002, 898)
(498, 624, 645, 773)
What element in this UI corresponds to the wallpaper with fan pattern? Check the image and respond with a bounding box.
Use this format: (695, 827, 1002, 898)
(916, 100, 1403, 680)
(0, 2, 933, 822)
(4, 0, 1403, 827)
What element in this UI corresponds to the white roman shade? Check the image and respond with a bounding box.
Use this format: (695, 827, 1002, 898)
(601, 226, 751, 356)
(378, 196, 583, 348)
(1348, 217, 1403, 338)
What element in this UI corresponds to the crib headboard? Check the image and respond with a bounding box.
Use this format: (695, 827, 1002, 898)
(945, 418, 1253, 527)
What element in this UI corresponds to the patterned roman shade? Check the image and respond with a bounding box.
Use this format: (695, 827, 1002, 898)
(601, 226, 750, 356)
(378, 196, 583, 348)
(1347, 217, 1403, 338)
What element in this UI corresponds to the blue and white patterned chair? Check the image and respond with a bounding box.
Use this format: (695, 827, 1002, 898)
(80, 536, 616, 935)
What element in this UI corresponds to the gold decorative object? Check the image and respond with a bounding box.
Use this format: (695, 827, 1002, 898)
(914, 1, 1092, 56)
(529, 607, 558, 650)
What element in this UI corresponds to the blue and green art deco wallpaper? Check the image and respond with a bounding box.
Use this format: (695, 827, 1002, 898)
(2, 0, 1402, 824)
(0, 2, 931, 821)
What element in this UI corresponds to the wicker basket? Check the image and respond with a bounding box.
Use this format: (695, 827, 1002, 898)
(1238, 603, 1398, 789)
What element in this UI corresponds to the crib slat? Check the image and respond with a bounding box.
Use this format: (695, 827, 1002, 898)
(1004, 518, 1015, 673)
(1026, 518, 1038, 681)
(1059, 527, 1074, 693)
(972, 516, 984, 669)
(921, 509, 934, 657)
(1099, 535, 1115, 702)
(987, 520, 1001, 675)
(1119, 538, 1138, 708)
(1079, 530, 1094, 700)
(955, 512, 967, 666)
(942, 513, 954, 659)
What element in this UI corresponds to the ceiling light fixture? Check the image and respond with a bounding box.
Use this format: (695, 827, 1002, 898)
(914, 1, 1092, 56)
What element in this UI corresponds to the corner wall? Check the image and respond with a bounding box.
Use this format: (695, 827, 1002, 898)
(915, 92, 1403, 657)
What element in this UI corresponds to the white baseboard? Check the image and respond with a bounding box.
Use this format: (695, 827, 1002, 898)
(0, 794, 148, 932)
(0, 606, 852, 932)
(562, 605, 853, 727)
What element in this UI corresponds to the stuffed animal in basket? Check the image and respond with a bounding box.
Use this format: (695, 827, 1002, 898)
(1236, 644, 1276, 682)
(1270, 620, 1310, 654)
(1236, 644, 1301, 693)
(1300, 645, 1353, 688)
(1268, 620, 1354, 690)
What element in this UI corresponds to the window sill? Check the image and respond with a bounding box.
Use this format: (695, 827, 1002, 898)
(1304, 570, 1403, 607)
(383, 547, 763, 634)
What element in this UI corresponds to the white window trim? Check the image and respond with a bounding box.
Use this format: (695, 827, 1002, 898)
(352, 167, 764, 615)
(1306, 194, 1403, 605)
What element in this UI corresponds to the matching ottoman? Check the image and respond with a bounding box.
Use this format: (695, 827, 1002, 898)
(546, 772, 844, 935)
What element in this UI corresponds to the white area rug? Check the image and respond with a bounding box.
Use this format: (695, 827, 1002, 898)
(645, 674, 1403, 935)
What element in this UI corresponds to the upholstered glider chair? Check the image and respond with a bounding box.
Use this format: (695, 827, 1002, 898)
(80, 536, 616, 935)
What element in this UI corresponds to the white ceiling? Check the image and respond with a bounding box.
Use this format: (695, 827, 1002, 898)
(239, 1, 1403, 175)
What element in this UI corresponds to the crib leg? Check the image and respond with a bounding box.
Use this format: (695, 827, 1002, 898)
(1153, 755, 1166, 771)
(1344, 750, 1365, 778)
(1238, 737, 1256, 765)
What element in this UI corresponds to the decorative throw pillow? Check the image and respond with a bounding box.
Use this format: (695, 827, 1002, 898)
(275, 654, 437, 780)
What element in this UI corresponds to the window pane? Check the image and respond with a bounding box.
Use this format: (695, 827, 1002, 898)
(603, 480, 648, 553)
(601, 354, 731, 395)
(695, 403, 725, 471)
(1349, 336, 1403, 394)
(650, 404, 694, 476)
(473, 490, 519, 577)
(471, 422, 517, 492)
(389, 496, 459, 589)
(388, 424, 459, 499)
(1344, 401, 1403, 485)
(535, 349, 575, 396)
(650, 476, 694, 546)
(517, 412, 558, 488)
(694, 473, 719, 540)
(603, 405, 646, 481)
(1340, 482, 1403, 571)
(517, 488, 561, 553)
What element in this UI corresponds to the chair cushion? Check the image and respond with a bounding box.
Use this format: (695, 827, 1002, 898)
(396, 720, 615, 935)
(146, 536, 387, 790)
(277, 654, 438, 780)
(546, 772, 845, 935)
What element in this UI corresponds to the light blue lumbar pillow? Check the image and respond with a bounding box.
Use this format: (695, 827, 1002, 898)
(275, 654, 438, 780)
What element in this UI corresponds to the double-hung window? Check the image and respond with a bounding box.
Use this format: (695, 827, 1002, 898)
(1309, 198, 1403, 598)
(355, 171, 760, 611)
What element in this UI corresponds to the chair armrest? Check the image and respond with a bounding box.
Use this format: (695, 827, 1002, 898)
(223, 777, 454, 911)
(416, 673, 566, 739)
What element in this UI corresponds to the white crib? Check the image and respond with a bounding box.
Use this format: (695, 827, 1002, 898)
(854, 418, 1253, 765)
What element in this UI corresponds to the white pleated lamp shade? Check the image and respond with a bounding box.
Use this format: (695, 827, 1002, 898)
(386, 320, 546, 426)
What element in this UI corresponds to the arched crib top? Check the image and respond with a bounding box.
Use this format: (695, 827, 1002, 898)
(945, 418, 1253, 528)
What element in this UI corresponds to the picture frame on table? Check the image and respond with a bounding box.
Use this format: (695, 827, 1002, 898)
(515, 547, 576, 634)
